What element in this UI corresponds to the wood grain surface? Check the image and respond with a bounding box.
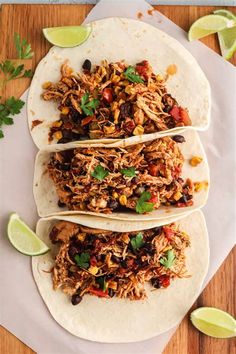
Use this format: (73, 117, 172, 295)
(0, 4, 235, 354)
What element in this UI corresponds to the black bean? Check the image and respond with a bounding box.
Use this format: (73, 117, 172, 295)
(111, 255, 121, 263)
(108, 288, 115, 297)
(163, 105, 172, 113)
(152, 226, 162, 236)
(60, 163, 70, 171)
(57, 137, 70, 144)
(106, 273, 114, 280)
(132, 177, 138, 185)
(71, 294, 82, 305)
(143, 243, 156, 256)
(172, 135, 186, 143)
(82, 59, 92, 72)
(62, 129, 73, 139)
(49, 227, 59, 243)
(68, 246, 79, 260)
(107, 199, 119, 210)
(179, 195, 188, 203)
(58, 200, 66, 208)
(151, 278, 161, 289)
(121, 260, 128, 268)
(120, 102, 132, 119)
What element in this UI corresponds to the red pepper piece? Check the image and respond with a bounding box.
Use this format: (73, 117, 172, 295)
(81, 115, 96, 126)
(163, 226, 174, 241)
(89, 287, 109, 298)
(136, 60, 149, 79)
(179, 108, 191, 126)
(149, 195, 158, 203)
(169, 105, 181, 121)
(149, 164, 159, 176)
(102, 88, 113, 103)
(90, 256, 97, 266)
(159, 275, 170, 288)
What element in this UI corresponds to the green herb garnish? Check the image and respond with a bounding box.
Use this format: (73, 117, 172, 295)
(135, 191, 154, 214)
(74, 252, 90, 269)
(81, 92, 99, 116)
(91, 164, 109, 181)
(131, 232, 144, 250)
(124, 66, 144, 83)
(120, 167, 136, 177)
(14, 33, 34, 59)
(0, 60, 33, 88)
(159, 250, 175, 269)
(96, 277, 107, 292)
(0, 97, 25, 138)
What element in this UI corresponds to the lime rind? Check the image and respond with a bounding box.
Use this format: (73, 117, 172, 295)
(43, 25, 92, 48)
(7, 213, 49, 256)
(213, 9, 236, 22)
(190, 307, 236, 338)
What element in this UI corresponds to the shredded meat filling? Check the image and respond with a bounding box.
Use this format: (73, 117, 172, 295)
(50, 221, 190, 305)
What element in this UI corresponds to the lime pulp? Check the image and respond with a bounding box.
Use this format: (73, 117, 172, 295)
(43, 25, 91, 48)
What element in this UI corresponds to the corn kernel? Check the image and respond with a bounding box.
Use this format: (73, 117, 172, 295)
(173, 191, 182, 201)
(113, 192, 118, 199)
(54, 131, 63, 140)
(88, 266, 99, 275)
(122, 234, 130, 244)
(52, 120, 63, 128)
(194, 181, 208, 192)
(111, 74, 120, 83)
(118, 99, 125, 106)
(156, 74, 163, 81)
(125, 85, 132, 94)
(133, 125, 144, 136)
(61, 106, 70, 115)
(189, 156, 203, 167)
(111, 102, 118, 111)
(104, 126, 116, 134)
(114, 109, 120, 124)
(119, 195, 127, 206)
(77, 233, 86, 241)
(108, 281, 117, 290)
(42, 81, 52, 89)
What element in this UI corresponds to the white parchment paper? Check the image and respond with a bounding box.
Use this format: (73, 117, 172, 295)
(0, 1, 235, 353)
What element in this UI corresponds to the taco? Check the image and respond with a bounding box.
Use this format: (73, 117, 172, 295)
(33, 129, 209, 220)
(32, 210, 209, 342)
(28, 17, 210, 149)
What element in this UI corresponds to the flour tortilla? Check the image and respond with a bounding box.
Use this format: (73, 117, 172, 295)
(27, 17, 211, 149)
(33, 129, 210, 220)
(32, 210, 209, 342)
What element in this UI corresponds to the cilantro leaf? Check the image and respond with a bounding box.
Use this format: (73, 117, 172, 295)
(0, 60, 34, 86)
(81, 92, 99, 116)
(74, 252, 90, 269)
(14, 33, 34, 59)
(96, 277, 107, 292)
(135, 191, 155, 214)
(91, 164, 109, 181)
(120, 167, 136, 177)
(159, 250, 175, 269)
(124, 66, 144, 83)
(23, 69, 34, 78)
(131, 232, 144, 250)
(0, 97, 25, 139)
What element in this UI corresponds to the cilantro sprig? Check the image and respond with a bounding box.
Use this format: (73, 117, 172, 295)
(91, 164, 109, 181)
(120, 167, 136, 177)
(0, 97, 25, 138)
(74, 252, 90, 269)
(130, 232, 144, 251)
(14, 33, 34, 59)
(135, 191, 154, 214)
(81, 92, 99, 116)
(124, 66, 144, 84)
(159, 250, 175, 269)
(0, 60, 33, 87)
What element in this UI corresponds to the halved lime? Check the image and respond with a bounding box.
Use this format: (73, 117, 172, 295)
(188, 14, 235, 41)
(43, 25, 91, 48)
(213, 9, 236, 22)
(213, 10, 236, 59)
(191, 307, 236, 338)
(7, 213, 49, 256)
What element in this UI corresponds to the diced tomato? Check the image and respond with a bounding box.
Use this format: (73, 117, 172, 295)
(159, 275, 170, 288)
(172, 165, 182, 178)
(136, 60, 149, 80)
(179, 108, 191, 126)
(149, 194, 158, 204)
(169, 105, 181, 121)
(89, 287, 109, 298)
(123, 119, 135, 134)
(90, 256, 97, 266)
(149, 164, 159, 176)
(163, 226, 174, 241)
(81, 115, 96, 126)
(102, 88, 113, 103)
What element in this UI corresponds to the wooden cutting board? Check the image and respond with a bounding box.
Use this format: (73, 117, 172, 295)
(0, 4, 235, 354)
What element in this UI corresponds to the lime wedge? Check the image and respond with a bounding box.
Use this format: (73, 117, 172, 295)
(7, 213, 49, 256)
(191, 307, 236, 338)
(213, 10, 236, 59)
(213, 9, 236, 22)
(188, 14, 235, 41)
(43, 25, 91, 48)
